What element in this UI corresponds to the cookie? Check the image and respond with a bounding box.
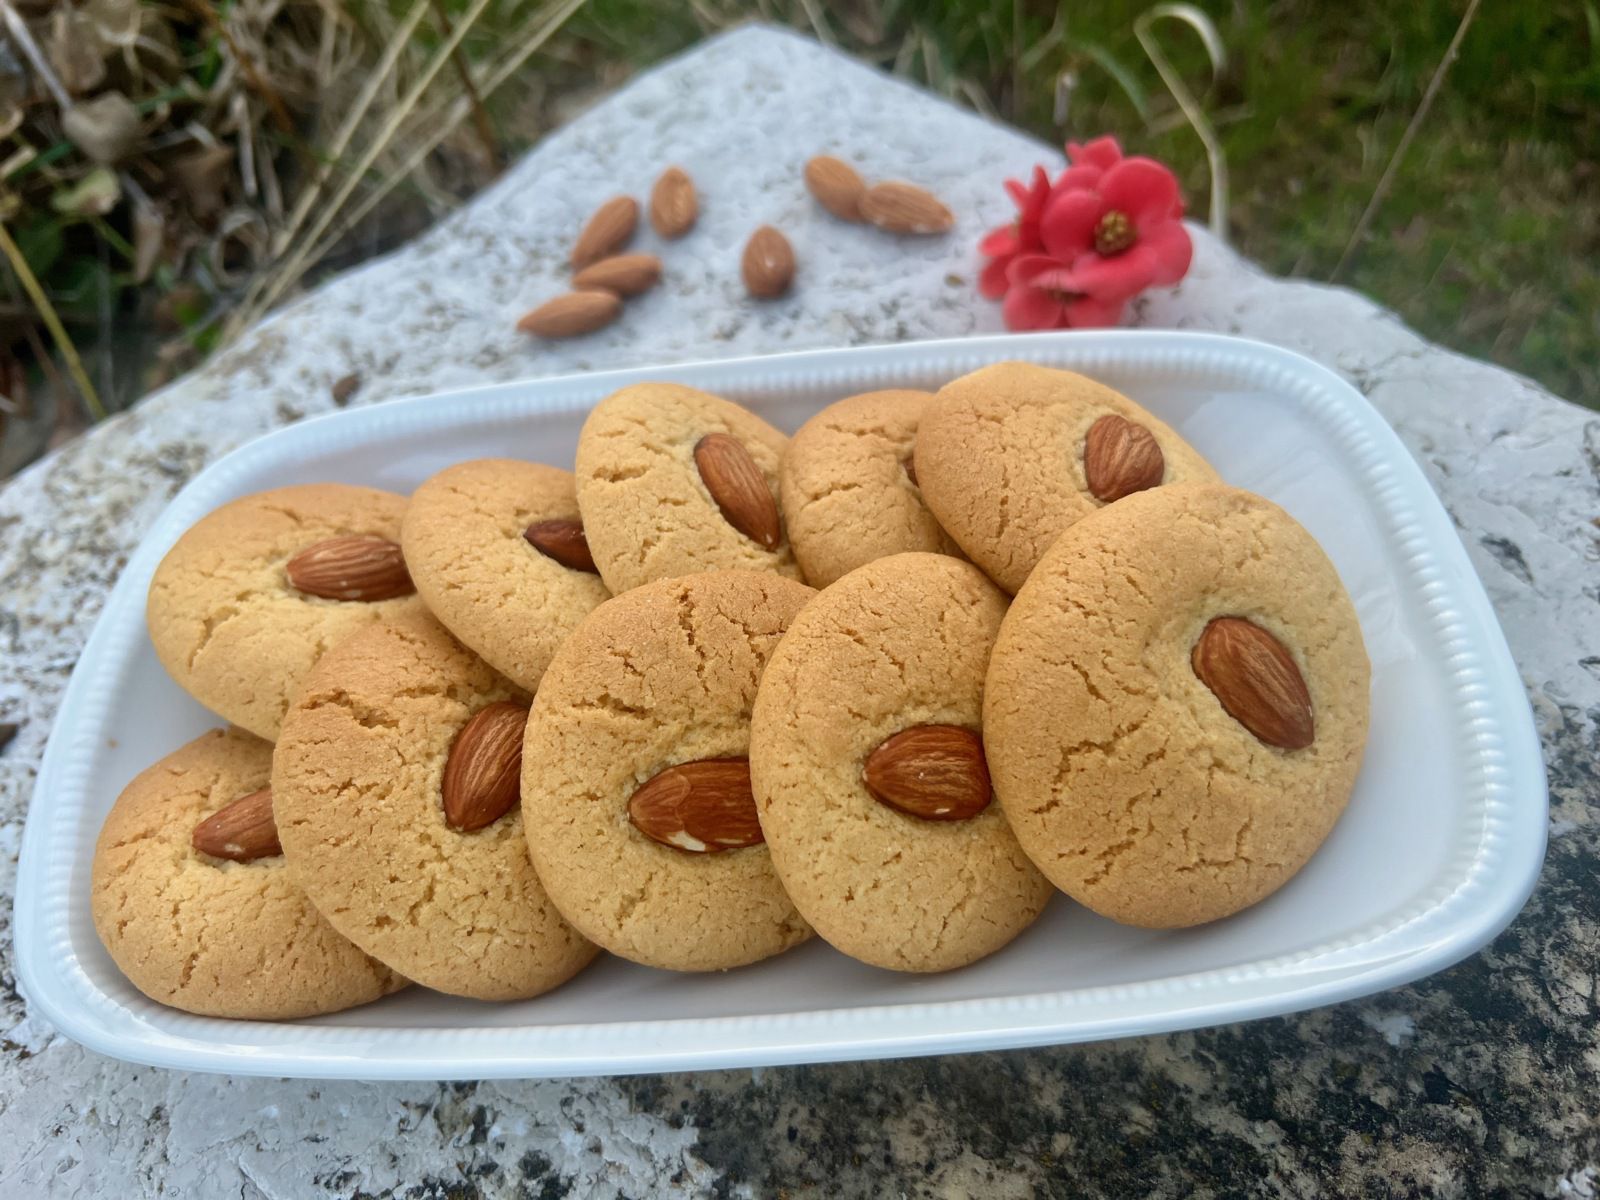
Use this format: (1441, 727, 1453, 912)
(272, 611, 597, 1000)
(520, 571, 814, 971)
(401, 459, 610, 692)
(90, 727, 406, 1019)
(750, 553, 1053, 971)
(779, 390, 965, 587)
(915, 361, 1218, 592)
(147, 484, 424, 739)
(984, 484, 1371, 928)
(573, 383, 802, 593)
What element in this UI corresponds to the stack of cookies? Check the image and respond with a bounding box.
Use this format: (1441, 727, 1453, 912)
(91, 361, 1370, 1020)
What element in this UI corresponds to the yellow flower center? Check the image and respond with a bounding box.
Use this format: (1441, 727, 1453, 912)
(1094, 210, 1136, 255)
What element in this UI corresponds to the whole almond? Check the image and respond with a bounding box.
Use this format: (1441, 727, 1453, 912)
(628, 758, 763, 853)
(573, 253, 662, 297)
(442, 701, 528, 831)
(804, 155, 866, 222)
(858, 180, 954, 235)
(517, 289, 622, 338)
(192, 788, 281, 862)
(570, 195, 638, 268)
(863, 725, 991, 821)
(523, 517, 599, 573)
(649, 166, 697, 238)
(286, 535, 414, 601)
(741, 225, 795, 299)
(1084, 413, 1165, 502)
(1192, 618, 1315, 750)
(694, 433, 782, 549)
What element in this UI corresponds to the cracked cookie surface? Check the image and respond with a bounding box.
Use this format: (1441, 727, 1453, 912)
(402, 459, 609, 691)
(521, 570, 814, 971)
(574, 383, 801, 593)
(272, 611, 597, 1000)
(779, 390, 965, 588)
(750, 553, 1053, 971)
(147, 483, 424, 739)
(90, 727, 406, 1018)
(984, 484, 1371, 928)
(915, 361, 1218, 593)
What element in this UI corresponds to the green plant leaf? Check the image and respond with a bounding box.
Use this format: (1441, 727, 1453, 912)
(12, 218, 64, 277)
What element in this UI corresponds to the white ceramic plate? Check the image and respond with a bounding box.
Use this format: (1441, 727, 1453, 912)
(13, 332, 1546, 1080)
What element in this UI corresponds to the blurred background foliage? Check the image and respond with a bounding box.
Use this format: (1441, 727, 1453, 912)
(0, 0, 1595, 474)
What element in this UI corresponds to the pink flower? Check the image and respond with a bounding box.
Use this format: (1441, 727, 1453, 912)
(977, 165, 1052, 299)
(1002, 254, 1127, 330)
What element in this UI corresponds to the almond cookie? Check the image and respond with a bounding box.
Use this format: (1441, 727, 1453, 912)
(984, 484, 1371, 928)
(779, 390, 965, 588)
(147, 484, 424, 739)
(521, 571, 814, 971)
(915, 361, 1218, 592)
(90, 727, 406, 1019)
(273, 611, 597, 1000)
(750, 553, 1053, 971)
(401, 459, 610, 692)
(573, 383, 802, 593)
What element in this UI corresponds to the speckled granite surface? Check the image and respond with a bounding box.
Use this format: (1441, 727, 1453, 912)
(1, 25, 1595, 1198)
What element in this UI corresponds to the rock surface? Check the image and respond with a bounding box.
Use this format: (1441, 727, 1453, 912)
(1, 25, 1595, 1199)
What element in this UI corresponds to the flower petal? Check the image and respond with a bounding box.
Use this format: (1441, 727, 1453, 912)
(1061, 293, 1127, 328)
(1098, 157, 1183, 228)
(1053, 164, 1103, 193)
(1040, 189, 1105, 260)
(979, 225, 1020, 257)
(1022, 164, 1053, 213)
(1067, 136, 1122, 171)
(1060, 247, 1159, 301)
(1006, 253, 1068, 286)
(1002, 285, 1065, 331)
(1140, 220, 1193, 286)
(979, 254, 1014, 299)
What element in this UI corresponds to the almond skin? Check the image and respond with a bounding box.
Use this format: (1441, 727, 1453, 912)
(694, 432, 782, 550)
(858, 181, 954, 234)
(804, 155, 866, 221)
(192, 788, 282, 862)
(1084, 413, 1165, 502)
(523, 517, 599, 573)
(517, 289, 622, 338)
(570, 195, 638, 268)
(649, 166, 697, 239)
(441, 701, 528, 831)
(285, 535, 414, 601)
(572, 253, 661, 297)
(1192, 617, 1315, 750)
(628, 758, 764, 853)
(863, 725, 991, 821)
(741, 225, 795, 298)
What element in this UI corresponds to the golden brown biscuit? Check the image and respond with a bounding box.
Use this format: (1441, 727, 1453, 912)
(779, 390, 964, 587)
(521, 571, 814, 971)
(573, 383, 801, 593)
(750, 553, 1053, 971)
(984, 484, 1371, 927)
(915, 362, 1218, 592)
(147, 484, 424, 739)
(401, 459, 609, 692)
(90, 727, 406, 1019)
(273, 611, 597, 1000)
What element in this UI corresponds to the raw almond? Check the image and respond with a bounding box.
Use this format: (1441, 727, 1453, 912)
(858, 180, 954, 235)
(627, 758, 763, 853)
(649, 166, 697, 239)
(804, 155, 866, 221)
(570, 195, 638, 268)
(1191, 617, 1315, 750)
(286, 535, 414, 601)
(694, 432, 782, 550)
(441, 701, 528, 831)
(517, 289, 622, 338)
(572, 253, 662, 297)
(863, 725, 991, 821)
(1084, 413, 1165, 502)
(523, 517, 599, 574)
(741, 225, 795, 298)
(192, 788, 281, 862)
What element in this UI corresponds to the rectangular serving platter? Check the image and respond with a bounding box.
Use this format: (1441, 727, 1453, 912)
(13, 331, 1546, 1079)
